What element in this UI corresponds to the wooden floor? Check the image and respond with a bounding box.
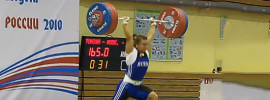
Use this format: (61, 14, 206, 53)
(78, 71, 202, 100)
(78, 71, 270, 100)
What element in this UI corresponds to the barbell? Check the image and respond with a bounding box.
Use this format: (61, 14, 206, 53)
(118, 17, 171, 23)
(87, 2, 189, 38)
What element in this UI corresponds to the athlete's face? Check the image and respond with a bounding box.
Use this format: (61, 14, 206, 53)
(136, 39, 148, 53)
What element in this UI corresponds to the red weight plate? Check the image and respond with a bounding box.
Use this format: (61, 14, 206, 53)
(103, 2, 118, 35)
(158, 7, 174, 37)
(171, 8, 187, 38)
(158, 7, 187, 38)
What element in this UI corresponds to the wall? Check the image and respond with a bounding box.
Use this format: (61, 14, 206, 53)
(80, 0, 270, 73)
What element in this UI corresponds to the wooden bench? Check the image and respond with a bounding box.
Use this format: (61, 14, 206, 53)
(78, 71, 202, 100)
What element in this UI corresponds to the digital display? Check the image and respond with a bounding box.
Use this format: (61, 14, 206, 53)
(79, 36, 127, 71)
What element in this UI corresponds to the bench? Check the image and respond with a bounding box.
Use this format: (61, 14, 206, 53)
(78, 71, 202, 100)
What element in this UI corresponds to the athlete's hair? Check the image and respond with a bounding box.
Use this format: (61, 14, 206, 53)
(133, 34, 147, 47)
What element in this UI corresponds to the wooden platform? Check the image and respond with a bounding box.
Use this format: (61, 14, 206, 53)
(78, 71, 270, 100)
(78, 71, 202, 100)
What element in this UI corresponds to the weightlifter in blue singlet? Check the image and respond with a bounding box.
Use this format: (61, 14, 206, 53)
(111, 17, 158, 100)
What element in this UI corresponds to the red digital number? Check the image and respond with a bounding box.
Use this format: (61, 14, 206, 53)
(88, 47, 92, 56)
(91, 47, 96, 57)
(96, 47, 101, 57)
(89, 47, 96, 57)
(89, 47, 109, 57)
(104, 47, 110, 57)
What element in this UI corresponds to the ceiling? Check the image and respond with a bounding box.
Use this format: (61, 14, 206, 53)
(125, 0, 270, 14)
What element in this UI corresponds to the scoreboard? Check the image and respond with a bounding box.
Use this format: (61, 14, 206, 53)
(79, 36, 127, 71)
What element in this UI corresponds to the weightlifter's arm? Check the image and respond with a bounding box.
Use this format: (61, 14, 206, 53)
(147, 17, 156, 51)
(122, 17, 134, 54)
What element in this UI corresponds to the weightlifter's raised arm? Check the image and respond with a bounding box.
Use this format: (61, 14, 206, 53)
(122, 16, 134, 54)
(146, 17, 157, 51)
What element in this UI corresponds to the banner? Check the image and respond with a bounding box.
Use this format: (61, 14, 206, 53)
(0, 0, 79, 100)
